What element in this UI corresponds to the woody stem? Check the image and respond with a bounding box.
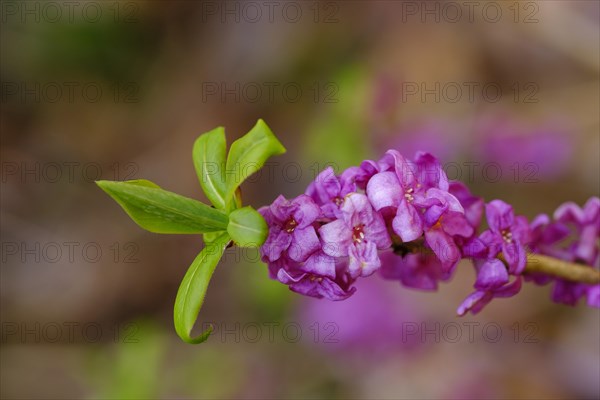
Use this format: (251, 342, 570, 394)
(392, 240, 600, 285)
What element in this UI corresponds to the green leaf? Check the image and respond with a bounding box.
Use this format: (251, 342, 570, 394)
(174, 233, 231, 344)
(227, 206, 268, 247)
(120, 179, 161, 189)
(224, 119, 286, 204)
(193, 127, 228, 210)
(97, 180, 228, 234)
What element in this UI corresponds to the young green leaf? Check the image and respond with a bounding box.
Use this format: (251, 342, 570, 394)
(193, 127, 228, 210)
(224, 119, 286, 204)
(227, 206, 268, 247)
(173, 233, 231, 344)
(96, 180, 228, 234)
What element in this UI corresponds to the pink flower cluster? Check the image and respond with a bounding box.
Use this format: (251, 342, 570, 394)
(258, 150, 599, 314)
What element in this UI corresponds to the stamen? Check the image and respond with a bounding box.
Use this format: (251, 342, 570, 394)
(353, 224, 365, 243)
(284, 218, 298, 233)
(501, 229, 513, 243)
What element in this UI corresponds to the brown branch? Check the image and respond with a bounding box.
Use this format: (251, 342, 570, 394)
(522, 253, 600, 284)
(393, 240, 600, 285)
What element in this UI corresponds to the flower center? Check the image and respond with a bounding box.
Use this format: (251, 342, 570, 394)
(284, 218, 298, 233)
(309, 275, 324, 283)
(333, 196, 343, 206)
(501, 229, 513, 243)
(404, 188, 415, 203)
(353, 224, 366, 243)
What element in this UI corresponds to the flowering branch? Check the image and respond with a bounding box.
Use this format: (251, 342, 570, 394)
(98, 120, 599, 343)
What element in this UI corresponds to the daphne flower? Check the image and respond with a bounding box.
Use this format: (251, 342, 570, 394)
(554, 197, 599, 266)
(420, 188, 473, 272)
(379, 251, 449, 291)
(274, 252, 356, 300)
(319, 193, 391, 278)
(449, 181, 484, 231)
(526, 198, 600, 307)
(340, 159, 381, 190)
(478, 200, 530, 274)
(305, 167, 356, 219)
(367, 150, 451, 242)
(259, 195, 321, 263)
(457, 259, 522, 315)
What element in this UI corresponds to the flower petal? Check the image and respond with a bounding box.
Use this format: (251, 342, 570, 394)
(305, 167, 340, 205)
(425, 225, 461, 272)
(392, 200, 423, 242)
(262, 227, 291, 262)
(413, 151, 449, 191)
(269, 195, 294, 222)
(289, 226, 321, 262)
(442, 212, 474, 238)
(278, 269, 356, 300)
(340, 193, 373, 226)
(554, 201, 584, 226)
(503, 241, 526, 274)
(302, 251, 336, 278)
(474, 259, 509, 290)
(383, 149, 417, 189)
(457, 290, 491, 316)
(495, 276, 523, 298)
(292, 195, 320, 228)
(319, 219, 351, 257)
(486, 200, 514, 232)
(364, 215, 392, 250)
(348, 241, 381, 278)
(426, 188, 464, 213)
(366, 171, 402, 211)
(586, 285, 600, 308)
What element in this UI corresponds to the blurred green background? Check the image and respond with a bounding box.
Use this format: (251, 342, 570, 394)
(1, 1, 599, 399)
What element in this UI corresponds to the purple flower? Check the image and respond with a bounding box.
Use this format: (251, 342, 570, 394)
(550, 279, 588, 306)
(529, 214, 571, 261)
(340, 159, 381, 190)
(587, 285, 600, 308)
(526, 214, 571, 285)
(305, 167, 355, 219)
(379, 251, 449, 291)
(457, 259, 523, 316)
(259, 195, 321, 263)
(478, 200, 530, 274)
(266, 253, 354, 300)
(319, 193, 391, 278)
(449, 181, 484, 231)
(366, 150, 448, 242)
(366, 151, 471, 271)
(526, 199, 600, 308)
(554, 197, 600, 266)
(275, 252, 356, 301)
(419, 188, 473, 272)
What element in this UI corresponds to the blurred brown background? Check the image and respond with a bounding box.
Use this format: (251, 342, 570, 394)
(1, 1, 599, 399)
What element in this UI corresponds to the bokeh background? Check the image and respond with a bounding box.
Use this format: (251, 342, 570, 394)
(1, 1, 599, 399)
